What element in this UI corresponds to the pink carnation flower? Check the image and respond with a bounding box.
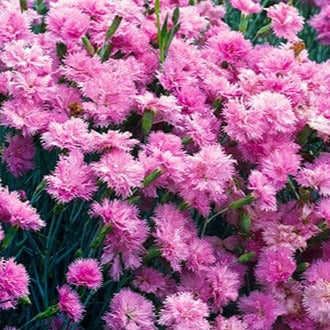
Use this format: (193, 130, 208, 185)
(230, 0, 262, 15)
(267, 3, 304, 40)
(239, 291, 284, 330)
(66, 259, 102, 290)
(58, 285, 84, 322)
(2, 135, 35, 177)
(0, 258, 29, 310)
(248, 170, 277, 211)
(0, 186, 45, 231)
(215, 315, 248, 330)
(159, 292, 210, 330)
(309, 5, 330, 45)
(91, 150, 145, 198)
(103, 288, 155, 329)
(255, 246, 296, 284)
(45, 150, 97, 203)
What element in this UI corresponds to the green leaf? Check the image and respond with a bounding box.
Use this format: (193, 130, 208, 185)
(1, 226, 19, 250)
(99, 44, 112, 62)
(18, 296, 31, 305)
(255, 23, 272, 38)
(20, 0, 28, 12)
(155, 0, 160, 15)
(143, 169, 162, 186)
(142, 110, 154, 135)
(82, 36, 95, 56)
(105, 15, 123, 41)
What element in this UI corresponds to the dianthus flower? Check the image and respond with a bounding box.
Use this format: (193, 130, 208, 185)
(66, 259, 102, 290)
(255, 246, 296, 284)
(230, 0, 262, 14)
(58, 285, 84, 322)
(91, 150, 144, 198)
(103, 288, 155, 329)
(239, 291, 284, 330)
(45, 150, 97, 203)
(215, 316, 248, 330)
(2, 135, 35, 177)
(0, 258, 29, 310)
(267, 3, 304, 40)
(309, 5, 330, 45)
(159, 292, 210, 330)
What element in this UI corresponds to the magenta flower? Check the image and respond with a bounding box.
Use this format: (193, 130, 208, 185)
(255, 246, 296, 284)
(159, 292, 210, 330)
(58, 285, 84, 322)
(309, 5, 330, 45)
(239, 291, 284, 330)
(0, 258, 29, 310)
(67, 259, 103, 290)
(3, 135, 35, 177)
(103, 288, 155, 329)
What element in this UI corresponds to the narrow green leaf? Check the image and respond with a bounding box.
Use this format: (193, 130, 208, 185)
(105, 15, 123, 41)
(239, 212, 251, 234)
(2, 226, 19, 250)
(143, 169, 162, 186)
(90, 225, 112, 249)
(35, 304, 60, 320)
(142, 110, 154, 135)
(255, 23, 272, 38)
(99, 44, 112, 62)
(82, 36, 95, 56)
(155, 0, 160, 15)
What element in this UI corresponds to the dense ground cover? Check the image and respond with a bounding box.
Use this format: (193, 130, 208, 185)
(0, 0, 329, 329)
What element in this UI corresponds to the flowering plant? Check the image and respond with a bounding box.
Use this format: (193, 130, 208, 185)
(0, 0, 329, 329)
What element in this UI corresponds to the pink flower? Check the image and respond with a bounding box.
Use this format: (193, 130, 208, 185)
(159, 292, 210, 330)
(205, 263, 241, 311)
(255, 246, 296, 284)
(41, 118, 92, 153)
(0, 186, 45, 231)
(2, 134, 35, 177)
(58, 285, 84, 322)
(0, 258, 29, 310)
(103, 288, 155, 329)
(303, 280, 330, 324)
(152, 204, 195, 272)
(45, 150, 97, 203)
(248, 170, 277, 211)
(230, 0, 262, 15)
(316, 198, 330, 224)
(309, 5, 330, 45)
(66, 259, 102, 290)
(304, 260, 330, 284)
(267, 3, 304, 40)
(249, 91, 296, 134)
(215, 315, 248, 330)
(133, 267, 175, 298)
(239, 291, 284, 330)
(91, 150, 145, 198)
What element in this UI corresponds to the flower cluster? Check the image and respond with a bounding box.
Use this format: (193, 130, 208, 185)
(0, 0, 329, 329)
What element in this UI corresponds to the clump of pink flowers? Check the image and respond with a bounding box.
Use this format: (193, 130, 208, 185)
(0, 0, 329, 328)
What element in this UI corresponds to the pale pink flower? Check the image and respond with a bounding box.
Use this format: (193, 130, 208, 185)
(2, 135, 35, 177)
(159, 292, 210, 330)
(230, 0, 262, 15)
(0, 186, 45, 231)
(239, 291, 284, 330)
(255, 246, 296, 284)
(67, 259, 102, 290)
(45, 150, 97, 203)
(58, 285, 84, 322)
(91, 150, 145, 198)
(0, 258, 29, 310)
(304, 260, 330, 284)
(215, 315, 248, 330)
(267, 3, 304, 40)
(303, 280, 330, 324)
(103, 288, 155, 329)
